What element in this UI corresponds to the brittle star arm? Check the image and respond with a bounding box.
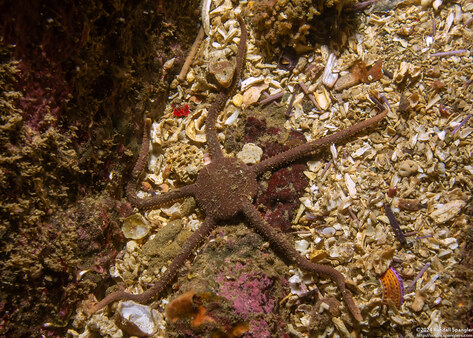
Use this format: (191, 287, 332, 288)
(205, 15, 247, 160)
(126, 118, 196, 209)
(251, 109, 388, 176)
(89, 216, 217, 314)
(241, 200, 363, 322)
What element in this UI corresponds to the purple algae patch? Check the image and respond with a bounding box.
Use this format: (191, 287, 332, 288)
(216, 262, 277, 337)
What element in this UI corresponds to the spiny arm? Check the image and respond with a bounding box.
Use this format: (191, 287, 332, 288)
(89, 216, 217, 314)
(251, 110, 388, 176)
(241, 200, 363, 322)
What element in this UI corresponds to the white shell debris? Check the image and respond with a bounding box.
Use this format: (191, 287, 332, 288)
(332, 317, 351, 337)
(321, 227, 336, 237)
(353, 143, 372, 157)
(430, 200, 466, 223)
(314, 87, 331, 110)
(344, 173, 357, 198)
(224, 108, 240, 125)
(186, 109, 207, 143)
(322, 53, 339, 88)
(236, 143, 263, 164)
(161, 203, 182, 219)
(242, 83, 268, 107)
(294, 239, 310, 253)
(122, 214, 151, 240)
(117, 301, 160, 336)
(201, 0, 212, 35)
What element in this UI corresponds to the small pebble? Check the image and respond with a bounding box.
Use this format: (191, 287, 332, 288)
(232, 93, 243, 107)
(398, 160, 419, 177)
(398, 198, 424, 212)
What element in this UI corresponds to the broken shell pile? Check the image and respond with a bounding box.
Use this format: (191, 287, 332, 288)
(72, 0, 473, 336)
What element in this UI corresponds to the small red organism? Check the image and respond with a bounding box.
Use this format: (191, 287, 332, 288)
(387, 186, 398, 198)
(427, 80, 445, 90)
(173, 104, 191, 117)
(438, 104, 450, 117)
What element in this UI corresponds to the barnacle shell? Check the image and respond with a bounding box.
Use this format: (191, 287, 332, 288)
(117, 300, 160, 336)
(398, 160, 419, 177)
(122, 214, 151, 240)
(167, 143, 204, 184)
(186, 109, 207, 143)
(83, 314, 122, 337)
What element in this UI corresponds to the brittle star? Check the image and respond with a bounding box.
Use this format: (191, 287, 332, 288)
(90, 15, 388, 322)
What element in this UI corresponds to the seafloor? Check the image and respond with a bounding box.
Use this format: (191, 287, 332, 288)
(1, 0, 472, 337)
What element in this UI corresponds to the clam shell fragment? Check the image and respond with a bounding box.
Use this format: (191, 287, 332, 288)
(186, 109, 207, 143)
(430, 200, 466, 224)
(122, 214, 151, 240)
(117, 300, 160, 336)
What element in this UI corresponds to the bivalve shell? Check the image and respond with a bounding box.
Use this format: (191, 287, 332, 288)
(117, 300, 160, 336)
(242, 83, 268, 107)
(314, 87, 331, 110)
(186, 109, 207, 143)
(122, 214, 151, 240)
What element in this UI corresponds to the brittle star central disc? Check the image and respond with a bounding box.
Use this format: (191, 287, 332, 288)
(194, 157, 258, 220)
